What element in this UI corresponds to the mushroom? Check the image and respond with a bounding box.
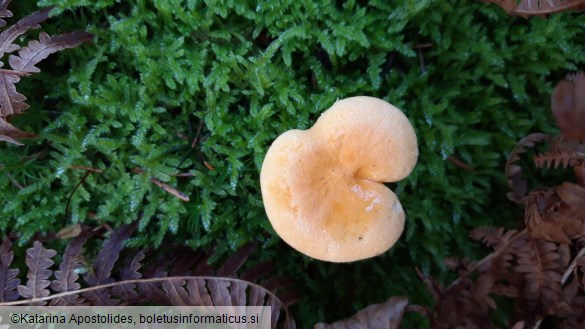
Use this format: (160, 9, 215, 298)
(260, 96, 418, 262)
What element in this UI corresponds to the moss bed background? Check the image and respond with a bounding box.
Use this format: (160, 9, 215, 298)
(1, 0, 584, 327)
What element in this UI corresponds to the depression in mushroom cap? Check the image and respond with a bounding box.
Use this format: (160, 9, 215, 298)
(260, 96, 418, 262)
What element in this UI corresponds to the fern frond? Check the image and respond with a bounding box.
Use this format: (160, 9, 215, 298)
(0, 3, 91, 145)
(534, 150, 585, 169)
(0, 7, 51, 58)
(513, 239, 563, 322)
(50, 229, 94, 306)
(16, 241, 56, 305)
(0, 239, 19, 302)
(0, 224, 297, 329)
(505, 133, 551, 203)
(470, 226, 518, 250)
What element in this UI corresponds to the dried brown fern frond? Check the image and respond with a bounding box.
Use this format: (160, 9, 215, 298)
(0, 223, 297, 329)
(0, 3, 92, 145)
(442, 182, 583, 326)
(479, 0, 585, 18)
(0, 239, 19, 302)
(432, 229, 573, 328)
(513, 239, 564, 324)
(0, 0, 12, 28)
(558, 279, 585, 328)
(444, 257, 473, 275)
(470, 226, 519, 249)
(422, 72, 585, 328)
(534, 150, 585, 170)
(505, 133, 551, 203)
(523, 188, 569, 243)
(415, 267, 442, 302)
(433, 276, 495, 329)
(431, 229, 526, 328)
(16, 241, 57, 305)
(523, 183, 585, 244)
(556, 183, 585, 217)
(49, 229, 94, 306)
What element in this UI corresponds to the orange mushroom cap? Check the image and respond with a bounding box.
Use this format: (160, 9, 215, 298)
(260, 96, 418, 262)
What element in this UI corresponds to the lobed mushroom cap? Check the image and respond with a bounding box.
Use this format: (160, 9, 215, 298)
(260, 96, 418, 262)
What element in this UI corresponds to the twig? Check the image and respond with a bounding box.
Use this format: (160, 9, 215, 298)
(150, 177, 190, 202)
(412, 43, 434, 49)
(65, 171, 91, 217)
(173, 172, 195, 177)
(447, 155, 475, 172)
(191, 120, 205, 148)
(203, 161, 215, 171)
(98, 223, 114, 233)
(70, 165, 103, 173)
(561, 245, 585, 285)
(6, 173, 24, 189)
(132, 168, 190, 202)
(131, 168, 193, 177)
(0, 275, 283, 306)
(131, 168, 145, 174)
(418, 48, 426, 74)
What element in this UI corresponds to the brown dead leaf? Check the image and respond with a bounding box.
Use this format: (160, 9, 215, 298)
(480, 0, 585, 17)
(57, 224, 82, 240)
(552, 72, 585, 141)
(313, 296, 409, 329)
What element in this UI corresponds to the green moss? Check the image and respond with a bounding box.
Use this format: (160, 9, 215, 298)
(1, 0, 583, 327)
